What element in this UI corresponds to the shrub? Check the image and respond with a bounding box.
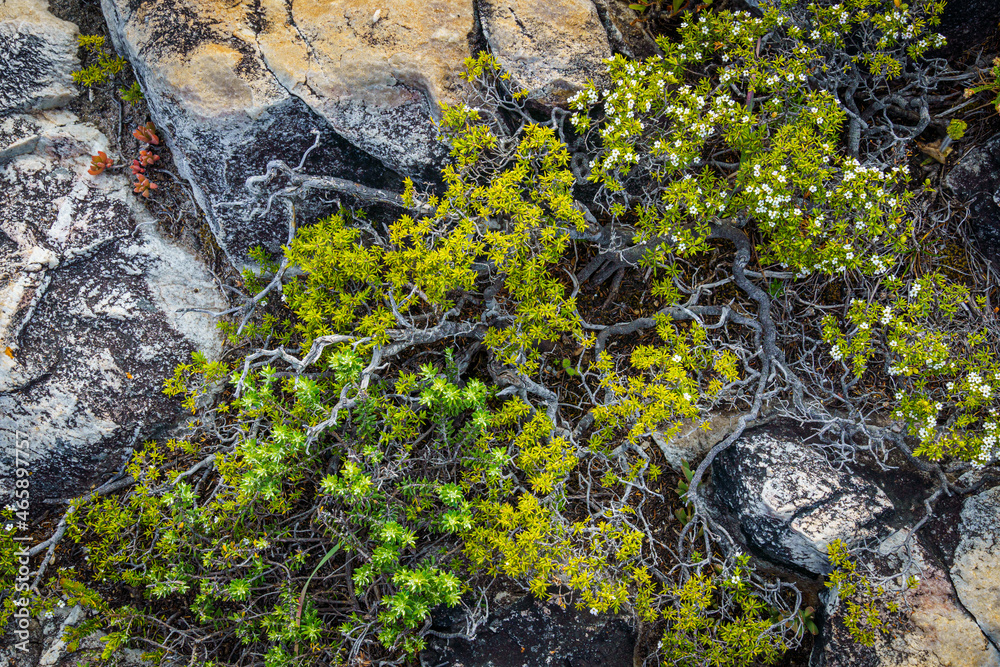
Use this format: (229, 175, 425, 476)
(18, 2, 996, 666)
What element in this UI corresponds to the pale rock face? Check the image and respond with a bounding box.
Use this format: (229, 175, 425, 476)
(478, 0, 611, 106)
(651, 411, 742, 472)
(0, 3, 226, 507)
(952, 485, 1000, 647)
(98, 0, 630, 263)
(711, 425, 894, 574)
(0, 108, 227, 508)
(0, 0, 79, 113)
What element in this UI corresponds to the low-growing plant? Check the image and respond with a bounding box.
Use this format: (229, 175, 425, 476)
(133, 122, 160, 146)
(826, 539, 917, 647)
(119, 81, 145, 104)
(71, 34, 128, 89)
(87, 151, 113, 176)
(18, 2, 999, 666)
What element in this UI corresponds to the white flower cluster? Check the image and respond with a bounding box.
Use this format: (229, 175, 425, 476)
(967, 372, 993, 400)
(981, 417, 1000, 464)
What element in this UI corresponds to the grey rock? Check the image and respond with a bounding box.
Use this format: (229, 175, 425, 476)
(1, 604, 151, 667)
(0, 0, 79, 115)
(0, 105, 226, 509)
(946, 134, 1000, 265)
(101, 0, 404, 264)
(478, 0, 612, 108)
(711, 425, 894, 574)
(952, 484, 1000, 648)
(592, 0, 658, 61)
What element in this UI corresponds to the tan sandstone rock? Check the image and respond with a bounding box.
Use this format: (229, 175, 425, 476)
(952, 485, 1000, 647)
(823, 539, 1000, 667)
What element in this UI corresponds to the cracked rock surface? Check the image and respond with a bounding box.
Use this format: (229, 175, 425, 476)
(0, 602, 150, 667)
(711, 423, 895, 574)
(98, 0, 640, 262)
(952, 484, 1000, 650)
(0, 0, 79, 114)
(0, 0, 226, 509)
(478, 0, 611, 107)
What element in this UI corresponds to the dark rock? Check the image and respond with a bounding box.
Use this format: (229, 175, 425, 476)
(710, 424, 894, 574)
(934, 0, 1000, 60)
(421, 594, 635, 667)
(946, 135, 1000, 265)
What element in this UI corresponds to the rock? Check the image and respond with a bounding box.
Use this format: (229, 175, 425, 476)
(0, 73, 226, 507)
(952, 485, 1000, 648)
(478, 0, 611, 107)
(1, 603, 151, 667)
(934, 0, 1000, 60)
(946, 134, 1000, 265)
(710, 424, 894, 574)
(100, 0, 405, 264)
(0, 106, 227, 508)
(99, 0, 619, 263)
(0, 0, 80, 114)
(651, 411, 742, 472)
(420, 594, 635, 667)
(818, 538, 1000, 667)
(591, 0, 658, 61)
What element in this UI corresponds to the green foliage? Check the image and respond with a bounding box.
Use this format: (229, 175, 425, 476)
(946, 119, 967, 140)
(658, 553, 788, 666)
(72, 35, 127, 88)
(826, 539, 915, 647)
(822, 273, 1000, 464)
(967, 57, 1000, 113)
(119, 81, 144, 104)
(48, 4, 973, 664)
(568, 0, 945, 279)
(591, 317, 739, 447)
(0, 508, 20, 626)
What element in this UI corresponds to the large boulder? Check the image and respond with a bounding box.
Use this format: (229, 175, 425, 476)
(711, 424, 894, 574)
(946, 134, 1000, 265)
(951, 485, 1000, 648)
(0, 0, 226, 509)
(99, 0, 634, 263)
(478, 0, 611, 107)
